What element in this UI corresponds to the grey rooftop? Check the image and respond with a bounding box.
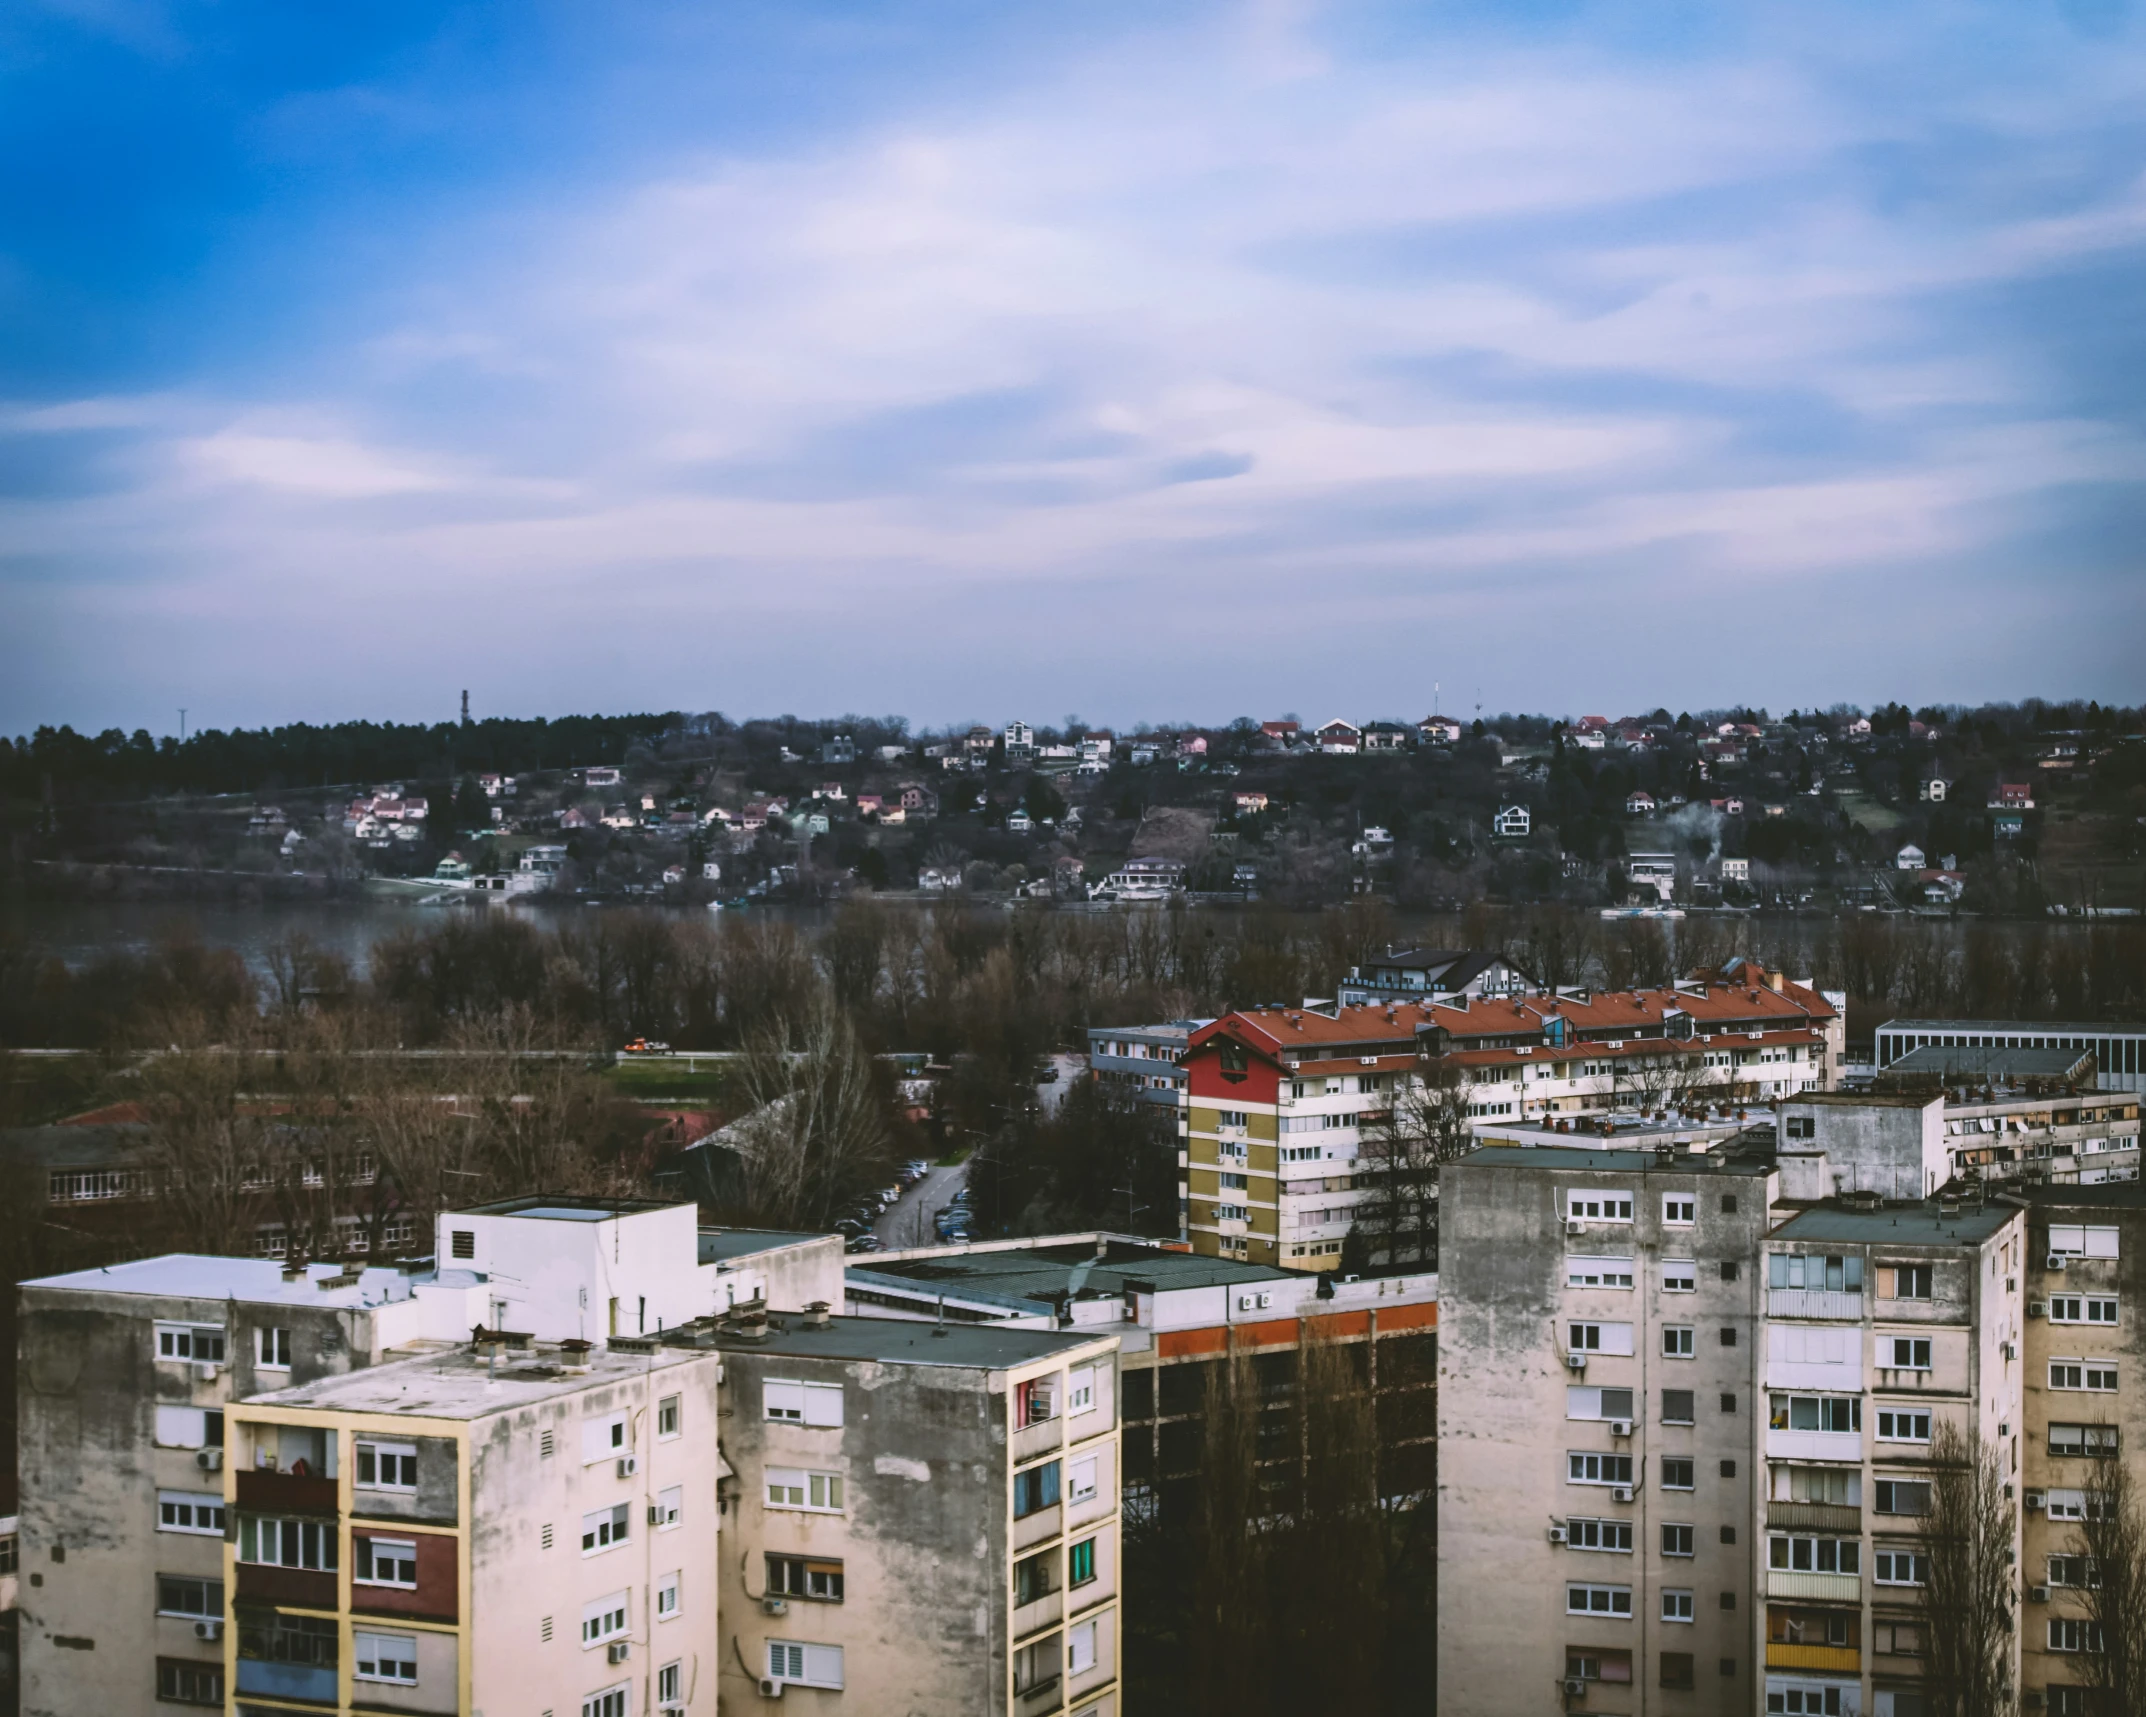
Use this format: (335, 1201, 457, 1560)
(1458, 1144, 1776, 1176)
(699, 1227, 832, 1264)
(22, 1254, 458, 1308)
(1771, 1199, 2018, 1246)
(703, 1310, 1113, 1371)
(245, 1339, 710, 1420)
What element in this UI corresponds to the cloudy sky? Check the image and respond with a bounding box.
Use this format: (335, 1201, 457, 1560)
(4, 0, 2143, 736)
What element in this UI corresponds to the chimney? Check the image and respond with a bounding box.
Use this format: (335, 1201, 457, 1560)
(1768, 970, 1784, 993)
(802, 1301, 832, 1330)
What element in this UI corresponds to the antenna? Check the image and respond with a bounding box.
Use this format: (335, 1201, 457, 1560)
(461, 689, 470, 726)
(178, 709, 187, 741)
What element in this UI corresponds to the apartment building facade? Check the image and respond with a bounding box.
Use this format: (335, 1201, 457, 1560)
(708, 1307, 1123, 1716)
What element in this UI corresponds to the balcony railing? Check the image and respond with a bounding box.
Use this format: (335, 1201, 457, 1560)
(236, 1470, 338, 1516)
(1766, 1429, 1863, 1463)
(1767, 1288, 1865, 1321)
(1767, 1502, 1861, 1534)
(1766, 1643, 1860, 1673)
(1765, 1569, 1863, 1604)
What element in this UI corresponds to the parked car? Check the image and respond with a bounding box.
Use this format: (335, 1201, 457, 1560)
(845, 1235, 886, 1254)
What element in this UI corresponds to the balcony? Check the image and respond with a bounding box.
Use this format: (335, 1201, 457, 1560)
(1766, 1643, 1860, 1674)
(237, 1470, 338, 1516)
(235, 1565, 337, 1609)
(236, 1660, 337, 1706)
(1765, 1569, 1863, 1604)
(1768, 1288, 1865, 1321)
(1014, 1418, 1064, 1464)
(1766, 1429, 1863, 1463)
(1767, 1502, 1861, 1534)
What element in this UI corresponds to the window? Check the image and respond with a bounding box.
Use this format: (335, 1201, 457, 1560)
(767, 1554, 845, 1602)
(583, 1689, 628, 1717)
(1662, 1457, 1695, 1490)
(155, 1660, 224, 1706)
(1721, 1195, 1738, 1214)
(1568, 1191, 1634, 1222)
(1663, 1196, 1695, 1226)
(153, 1406, 224, 1449)
(582, 1413, 628, 1464)
(1661, 1589, 1694, 1622)
(1886, 1336, 1933, 1370)
(1767, 1535, 1860, 1574)
(1567, 1386, 1635, 1421)
(1661, 1390, 1695, 1424)
(657, 1572, 681, 1617)
(1067, 1366, 1097, 1415)
(657, 1395, 681, 1438)
(582, 1592, 629, 1646)
(238, 1515, 337, 1570)
(157, 1491, 226, 1536)
(1217, 1108, 1248, 1127)
(1768, 1394, 1861, 1432)
(582, 1503, 630, 1552)
(154, 1324, 226, 1364)
(2048, 1423, 2120, 1457)
(656, 1487, 682, 1529)
(1567, 1257, 1635, 1288)
(1719, 1327, 1738, 1348)
(1566, 1583, 1633, 1616)
(355, 1631, 418, 1684)
(1662, 1523, 1694, 1556)
(1660, 1651, 1694, 1688)
(658, 1660, 683, 1708)
(1015, 1461, 1063, 1517)
(1874, 1549, 1929, 1585)
(1565, 1518, 1633, 1552)
(1069, 1455, 1098, 1504)
(1662, 1261, 1696, 1294)
(765, 1381, 844, 1426)
(1663, 1326, 1694, 1358)
(255, 1327, 293, 1369)
(1721, 1261, 1740, 1282)
(2048, 1619, 2105, 1654)
(2047, 1554, 2101, 1588)
(1017, 1374, 1061, 1427)
(1877, 1409, 1931, 1442)
(1069, 1537, 1097, 1586)
(356, 1441, 418, 1489)
(1879, 1263, 1932, 1299)
(1777, 1466, 1859, 1505)
(1873, 1620, 1922, 1656)
(1015, 1549, 1061, 1605)
(2048, 1295, 2118, 1324)
(1565, 1649, 1633, 1684)
(767, 1641, 845, 1689)
(1768, 1254, 1863, 1291)
(2049, 1360, 2118, 1392)
(355, 1537, 418, 1587)
(765, 1468, 845, 1513)
(1215, 1203, 1249, 1222)
(1568, 1452, 1634, 1485)
(1874, 1480, 1931, 1516)
(2047, 1224, 2119, 1259)
(1568, 1321, 1634, 1355)
(1014, 1634, 1061, 1696)
(156, 1574, 224, 1618)
(1069, 1618, 1098, 1675)
(1217, 1172, 1248, 1191)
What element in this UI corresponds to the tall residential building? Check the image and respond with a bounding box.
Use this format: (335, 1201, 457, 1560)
(2018, 1183, 2144, 1717)
(1438, 1143, 1776, 1714)
(706, 1304, 1124, 1716)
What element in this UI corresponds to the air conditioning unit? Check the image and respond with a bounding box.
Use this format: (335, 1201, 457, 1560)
(2047, 1253, 2068, 1271)
(648, 1503, 661, 1524)
(607, 1641, 631, 1665)
(195, 1448, 224, 1472)
(2030, 1584, 2050, 1604)
(1564, 1352, 1589, 1371)
(1548, 1524, 1568, 1545)
(2025, 1489, 2045, 1511)
(762, 1596, 788, 1616)
(1612, 1485, 1635, 1504)
(1566, 1220, 1587, 1236)
(2027, 1300, 2047, 1318)
(2002, 1342, 2017, 1361)
(1563, 1677, 1589, 1699)
(617, 1456, 639, 1479)
(1609, 1420, 1633, 1439)
(193, 1620, 223, 1642)
(193, 1361, 223, 1382)
(758, 1678, 787, 1700)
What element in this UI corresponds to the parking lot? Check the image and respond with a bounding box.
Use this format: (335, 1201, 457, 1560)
(869, 1161, 970, 1250)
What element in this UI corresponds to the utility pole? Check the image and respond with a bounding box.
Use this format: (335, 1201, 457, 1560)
(178, 709, 187, 742)
(460, 689, 470, 727)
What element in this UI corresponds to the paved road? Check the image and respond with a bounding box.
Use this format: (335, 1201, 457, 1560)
(874, 1162, 969, 1249)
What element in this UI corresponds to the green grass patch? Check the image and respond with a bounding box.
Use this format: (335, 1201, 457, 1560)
(601, 1061, 734, 1104)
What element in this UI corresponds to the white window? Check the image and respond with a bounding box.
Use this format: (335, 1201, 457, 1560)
(1568, 1190, 1633, 1222)
(582, 1503, 630, 1553)
(1068, 1618, 1098, 1675)
(2048, 1224, 2119, 1259)
(1217, 1109, 1249, 1128)
(766, 1468, 845, 1513)
(2050, 1360, 2118, 1392)
(582, 1591, 629, 1646)
(2048, 1619, 2105, 1654)
(154, 1323, 226, 1364)
(1566, 1386, 1635, 1422)
(2048, 1424, 2121, 1457)
(1067, 1367, 1096, 1415)
(1874, 1550, 1928, 1586)
(657, 1572, 681, 1619)
(153, 1405, 221, 1449)
(1770, 1326, 1856, 1366)
(1565, 1583, 1632, 1616)
(1661, 1261, 1696, 1294)
(157, 1491, 226, 1535)
(765, 1381, 844, 1426)
(1218, 1171, 1249, 1191)
(1566, 1257, 1635, 1289)
(1070, 1455, 1099, 1504)
(238, 1515, 336, 1570)
(658, 1660, 683, 1707)
(1663, 1196, 1695, 1226)
(767, 1641, 845, 1689)
(1567, 1452, 1634, 1485)
(582, 1412, 628, 1464)
(355, 1537, 418, 1586)
(2048, 1296, 2118, 1325)
(255, 1328, 292, 1369)
(1661, 1589, 1694, 1621)
(1885, 1336, 1932, 1370)
(1564, 1517, 1633, 1552)
(155, 1574, 224, 1618)
(1215, 1203, 1249, 1222)
(354, 1630, 418, 1684)
(2045, 1488, 2113, 1522)
(582, 1688, 628, 1717)
(656, 1486, 682, 1529)
(657, 1394, 681, 1438)
(1876, 1410, 1931, 1442)
(356, 1441, 418, 1489)
(1567, 1321, 1634, 1356)
(1663, 1326, 1694, 1358)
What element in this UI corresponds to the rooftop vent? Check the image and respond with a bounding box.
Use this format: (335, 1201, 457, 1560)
(801, 1301, 832, 1330)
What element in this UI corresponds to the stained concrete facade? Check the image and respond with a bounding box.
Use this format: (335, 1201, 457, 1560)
(1776, 1097, 1947, 1203)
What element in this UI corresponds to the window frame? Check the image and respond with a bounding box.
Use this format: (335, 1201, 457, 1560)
(1565, 1582, 1634, 1617)
(355, 1440, 419, 1491)
(354, 1535, 419, 1588)
(353, 1629, 419, 1685)
(581, 1502, 631, 1555)
(157, 1490, 227, 1536)
(765, 1467, 846, 1514)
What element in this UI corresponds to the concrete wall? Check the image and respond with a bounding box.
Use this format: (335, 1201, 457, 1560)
(442, 1205, 708, 1341)
(1783, 1102, 1945, 1201)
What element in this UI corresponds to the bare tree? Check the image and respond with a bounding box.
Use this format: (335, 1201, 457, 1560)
(1188, 1342, 1272, 1717)
(726, 1000, 891, 1228)
(136, 1024, 278, 1254)
(1920, 1420, 2014, 1717)
(1355, 1066, 1471, 1268)
(2072, 1434, 2146, 1716)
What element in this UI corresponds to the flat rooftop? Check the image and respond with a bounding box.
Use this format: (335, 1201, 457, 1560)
(22, 1255, 463, 1309)
(246, 1340, 710, 1420)
(1459, 1145, 1776, 1177)
(704, 1311, 1111, 1370)
(454, 1194, 677, 1219)
(1785, 1092, 1939, 1109)
(1881, 1018, 2143, 1035)
(1771, 1200, 2017, 1246)
(1888, 1045, 2096, 1082)
(857, 1237, 1290, 1312)
(2020, 1182, 2146, 1212)
(699, 1228, 831, 1265)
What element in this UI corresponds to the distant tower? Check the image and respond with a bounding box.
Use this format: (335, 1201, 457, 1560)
(461, 689, 471, 726)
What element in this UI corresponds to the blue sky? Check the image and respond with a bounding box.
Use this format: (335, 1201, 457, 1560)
(4, 0, 2143, 735)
